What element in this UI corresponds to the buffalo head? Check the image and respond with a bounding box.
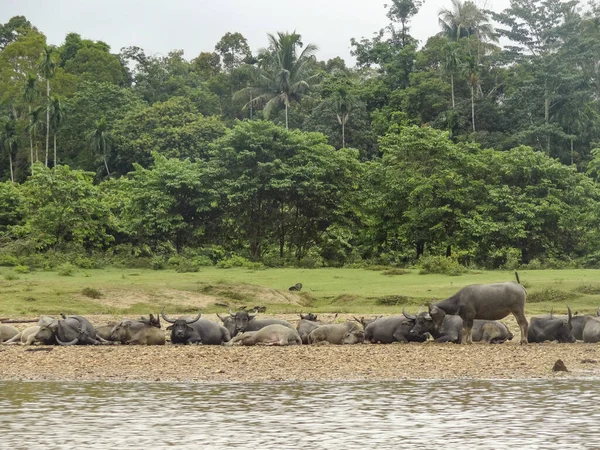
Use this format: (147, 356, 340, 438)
(161, 307, 202, 342)
(229, 309, 257, 334)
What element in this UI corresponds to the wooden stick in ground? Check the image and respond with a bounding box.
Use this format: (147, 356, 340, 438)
(0, 319, 39, 324)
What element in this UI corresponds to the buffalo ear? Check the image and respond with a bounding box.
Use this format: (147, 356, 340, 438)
(166, 325, 173, 331)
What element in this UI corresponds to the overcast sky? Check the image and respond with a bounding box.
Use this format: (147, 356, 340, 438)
(1, 0, 512, 64)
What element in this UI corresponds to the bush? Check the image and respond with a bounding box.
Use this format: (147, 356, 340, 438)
(175, 259, 200, 273)
(418, 255, 466, 276)
(81, 287, 102, 299)
(14, 265, 30, 274)
(4, 272, 19, 280)
(217, 255, 264, 269)
(527, 288, 577, 303)
(151, 256, 167, 270)
(376, 295, 411, 306)
(0, 254, 18, 266)
(57, 263, 76, 276)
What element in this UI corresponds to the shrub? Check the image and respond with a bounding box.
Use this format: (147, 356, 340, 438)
(175, 259, 200, 273)
(217, 255, 259, 269)
(382, 268, 409, 276)
(14, 265, 30, 274)
(418, 256, 466, 276)
(0, 254, 18, 266)
(3, 272, 19, 280)
(573, 285, 600, 295)
(192, 256, 213, 267)
(376, 295, 411, 306)
(527, 288, 577, 303)
(57, 263, 76, 276)
(151, 256, 166, 270)
(81, 287, 102, 299)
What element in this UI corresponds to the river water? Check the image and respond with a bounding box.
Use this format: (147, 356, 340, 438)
(1, 379, 598, 449)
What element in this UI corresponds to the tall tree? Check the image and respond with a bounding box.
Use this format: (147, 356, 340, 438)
(49, 96, 63, 166)
(0, 116, 18, 182)
(214, 32, 252, 73)
(87, 116, 112, 177)
(236, 32, 319, 129)
(21, 73, 38, 172)
(39, 45, 56, 166)
(438, 0, 496, 42)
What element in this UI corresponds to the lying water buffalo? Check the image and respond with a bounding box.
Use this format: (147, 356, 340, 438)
(221, 310, 294, 337)
(96, 322, 118, 341)
(35, 315, 101, 345)
(409, 308, 463, 343)
(582, 315, 600, 343)
(227, 324, 302, 346)
(2, 326, 41, 345)
(162, 308, 230, 345)
(308, 322, 363, 345)
(361, 312, 425, 344)
(0, 324, 19, 343)
(528, 306, 575, 343)
(471, 320, 513, 344)
(296, 313, 339, 344)
(429, 274, 528, 344)
(110, 320, 165, 345)
(353, 316, 382, 329)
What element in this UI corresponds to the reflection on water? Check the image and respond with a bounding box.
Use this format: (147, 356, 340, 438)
(1, 379, 599, 449)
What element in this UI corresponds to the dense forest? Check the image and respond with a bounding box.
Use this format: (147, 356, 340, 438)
(1, 0, 600, 272)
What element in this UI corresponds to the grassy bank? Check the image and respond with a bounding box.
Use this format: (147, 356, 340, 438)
(1, 266, 599, 318)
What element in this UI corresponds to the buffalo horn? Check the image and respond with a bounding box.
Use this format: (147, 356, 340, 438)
(185, 311, 202, 324)
(567, 304, 572, 325)
(56, 335, 79, 346)
(229, 308, 236, 317)
(160, 306, 176, 324)
(597, 306, 600, 317)
(402, 307, 416, 320)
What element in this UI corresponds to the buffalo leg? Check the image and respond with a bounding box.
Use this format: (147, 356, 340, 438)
(461, 318, 474, 344)
(513, 311, 529, 345)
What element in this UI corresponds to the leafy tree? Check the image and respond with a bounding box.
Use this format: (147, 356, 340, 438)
(215, 32, 252, 72)
(87, 116, 112, 177)
(21, 73, 39, 171)
(111, 97, 227, 173)
(0, 16, 33, 50)
(49, 96, 63, 166)
(211, 120, 360, 259)
(13, 165, 114, 251)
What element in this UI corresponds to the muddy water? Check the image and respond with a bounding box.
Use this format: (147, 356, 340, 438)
(1, 379, 598, 449)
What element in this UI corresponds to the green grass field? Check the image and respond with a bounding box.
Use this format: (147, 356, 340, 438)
(1, 266, 599, 318)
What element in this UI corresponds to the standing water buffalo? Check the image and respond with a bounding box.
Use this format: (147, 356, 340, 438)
(428, 273, 528, 344)
(227, 324, 301, 346)
(528, 306, 575, 343)
(161, 308, 230, 345)
(308, 322, 364, 345)
(221, 310, 294, 337)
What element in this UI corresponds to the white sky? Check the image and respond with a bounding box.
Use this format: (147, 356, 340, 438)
(1, 0, 512, 64)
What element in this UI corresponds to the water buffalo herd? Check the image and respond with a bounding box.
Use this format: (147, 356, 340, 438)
(2, 278, 600, 346)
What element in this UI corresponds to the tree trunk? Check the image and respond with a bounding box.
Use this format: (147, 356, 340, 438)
(53, 133, 57, 167)
(451, 73, 455, 109)
(416, 242, 425, 259)
(570, 138, 574, 165)
(29, 105, 34, 174)
(103, 154, 111, 176)
(285, 102, 289, 130)
(446, 245, 452, 258)
(544, 87, 550, 155)
(45, 78, 50, 166)
(8, 152, 14, 182)
(342, 120, 345, 148)
(471, 85, 475, 132)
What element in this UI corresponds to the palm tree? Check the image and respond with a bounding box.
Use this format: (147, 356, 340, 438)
(235, 31, 319, 129)
(22, 73, 39, 173)
(438, 0, 496, 42)
(39, 45, 56, 166)
(462, 55, 479, 132)
(444, 42, 461, 109)
(0, 117, 18, 182)
(49, 96, 63, 166)
(27, 106, 44, 165)
(87, 116, 112, 176)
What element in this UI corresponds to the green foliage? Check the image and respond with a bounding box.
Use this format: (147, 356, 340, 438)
(57, 262, 75, 276)
(418, 255, 466, 276)
(175, 259, 200, 273)
(3, 272, 19, 280)
(14, 264, 30, 273)
(217, 255, 263, 269)
(81, 287, 102, 299)
(527, 288, 577, 304)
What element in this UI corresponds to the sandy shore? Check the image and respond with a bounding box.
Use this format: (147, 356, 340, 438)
(1, 314, 599, 382)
